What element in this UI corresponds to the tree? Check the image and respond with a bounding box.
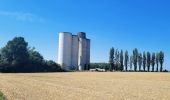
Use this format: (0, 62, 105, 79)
(28, 47, 44, 64)
(45, 60, 62, 72)
(109, 47, 114, 71)
(143, 52, 146, 71)
(124, 50, 129, 71)
(147, 52, 151, 72)
(133, 48, 138, 71)
(115, 49, 119, 71)
(0, 37, 29, 69)
(156, 53, 159, 72)
(151, 52, 155, 72)
(120, 50, 124, 71)
(159, 51, 164, 72)
(0, 37, 62, 73)
(138, 53, 142, 71)
(27, 47, 44, 72)
(130, 55, 133, 71)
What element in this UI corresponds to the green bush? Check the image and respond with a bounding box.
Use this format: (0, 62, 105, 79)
(0, 91, 5, 100)
(0, 37, 63, 73)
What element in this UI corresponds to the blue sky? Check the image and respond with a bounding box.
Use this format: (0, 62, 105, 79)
(0, 0, 170, 70)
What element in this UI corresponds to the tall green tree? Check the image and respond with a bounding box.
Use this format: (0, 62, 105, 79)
(0, 37, 29, 67)
(115, 49, 119, 70)
(120, 50, 124, 71)
(130, 55, 133, 71)
(147, 52, 151, 72)
(109, 47, 114, 71)
(124, 50, 129, 71)
(143, 52, 146, 71)
(159, 51, 164, 72)
(156, 53, 159, 72)
(133, 48, 138, 71)
(151, 52, 155, 72)
(138, 53, 142, 71)
(0, 37, 62, 73)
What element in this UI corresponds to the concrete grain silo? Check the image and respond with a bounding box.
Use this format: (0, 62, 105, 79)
(58, 32, 90, 71)
(71, 35, 79, 70)
(58, 32, 72, 70)
(78, 32, 88, 71)
(86, 39, 90, 70)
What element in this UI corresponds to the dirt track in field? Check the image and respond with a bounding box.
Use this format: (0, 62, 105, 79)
(0, 72, 170, 100)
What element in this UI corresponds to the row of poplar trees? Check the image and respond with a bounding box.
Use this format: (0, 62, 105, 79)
(109, 48, 164, 72)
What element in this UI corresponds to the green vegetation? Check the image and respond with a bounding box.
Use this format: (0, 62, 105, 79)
(124, 50, 129, 71)
(108, 47, 166, 72)
(143, 52, 146, 71)
(159, 51, 164, 72)
(138, 53, 142, 71)
(0, 37, 63, 73)
(109, 47, 114, 71)
(120, 50, 124, 71)
(151, 52, 155, 72)
(0, 91, 5, 100)
(133, 48, 138, 71)
(147, 52, 151, 72)
(90, 48, 167, 72)
(90, 63, 110, 70)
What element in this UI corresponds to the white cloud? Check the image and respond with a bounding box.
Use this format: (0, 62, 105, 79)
(0, 11, 45, 23)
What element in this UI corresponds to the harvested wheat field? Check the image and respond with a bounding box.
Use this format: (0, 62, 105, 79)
(0, 72, 170, 100)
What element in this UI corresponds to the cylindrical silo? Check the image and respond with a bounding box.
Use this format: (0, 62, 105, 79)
(71, 35, 79, 70)
(78, 32, 87, 71)
(58, 32, 72, 70)
(86, 39, 90, 70)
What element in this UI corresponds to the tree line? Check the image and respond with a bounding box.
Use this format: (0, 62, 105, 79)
(109, 47, 166, 72)
(0, 37, 64, 73)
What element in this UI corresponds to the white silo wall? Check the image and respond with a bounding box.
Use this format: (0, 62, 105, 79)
(78, 38, 87, 70)
(86, 39, 90, 67)
(71, 35, 79, 70)
(58, 32, 72, 70)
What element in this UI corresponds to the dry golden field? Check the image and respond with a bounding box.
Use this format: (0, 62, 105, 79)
(0, 72, 170, 100)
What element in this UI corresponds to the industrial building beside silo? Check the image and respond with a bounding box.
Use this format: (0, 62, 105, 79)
(58, 32, 90, 71)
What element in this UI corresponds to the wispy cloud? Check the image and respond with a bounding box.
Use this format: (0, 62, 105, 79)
(0, 11, 45, 23)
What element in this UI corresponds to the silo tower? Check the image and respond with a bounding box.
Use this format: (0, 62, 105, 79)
(58, 32, 72, 70)
(58, 32, 90, 71)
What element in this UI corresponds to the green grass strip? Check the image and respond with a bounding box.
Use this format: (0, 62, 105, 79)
(0, 91, 5, 100)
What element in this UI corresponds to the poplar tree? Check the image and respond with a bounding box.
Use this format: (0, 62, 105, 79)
(159, 51, 164, 72)
(133, 48, 138, 71)
(138, 53, 142, 71)
(147, 52, 151, 72)
(156, 53, 159, 72)
(109, 47, 114, 71)
(143, 52, 146, 71)
(124, 50, 129, 71)
(120, 50, 124, 71)
(151, 52, 155, 72)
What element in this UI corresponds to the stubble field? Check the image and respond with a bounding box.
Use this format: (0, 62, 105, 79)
(0, 72, 170, 100)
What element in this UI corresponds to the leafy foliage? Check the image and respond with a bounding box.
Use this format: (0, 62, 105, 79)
(109, 47, 114, 71)
(143, 52, 146, 71)
(124, 50, 129, 71)
(156, 53, 159, 72)
(159, 51, 164, 72)
(133, 48, 138, 71)
(0, 91, 5, 100)
(108, 47, 166, 72)
(90, 63, 110, 70)
(0, 37, 62, 73)
(120, 50, 124, 71)
(147, 52, 151, 72)
(151, 52, 155, 72)
(138, 53, 142, 71)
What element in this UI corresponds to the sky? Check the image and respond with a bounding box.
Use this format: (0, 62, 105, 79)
(0, 0, 170, 70)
